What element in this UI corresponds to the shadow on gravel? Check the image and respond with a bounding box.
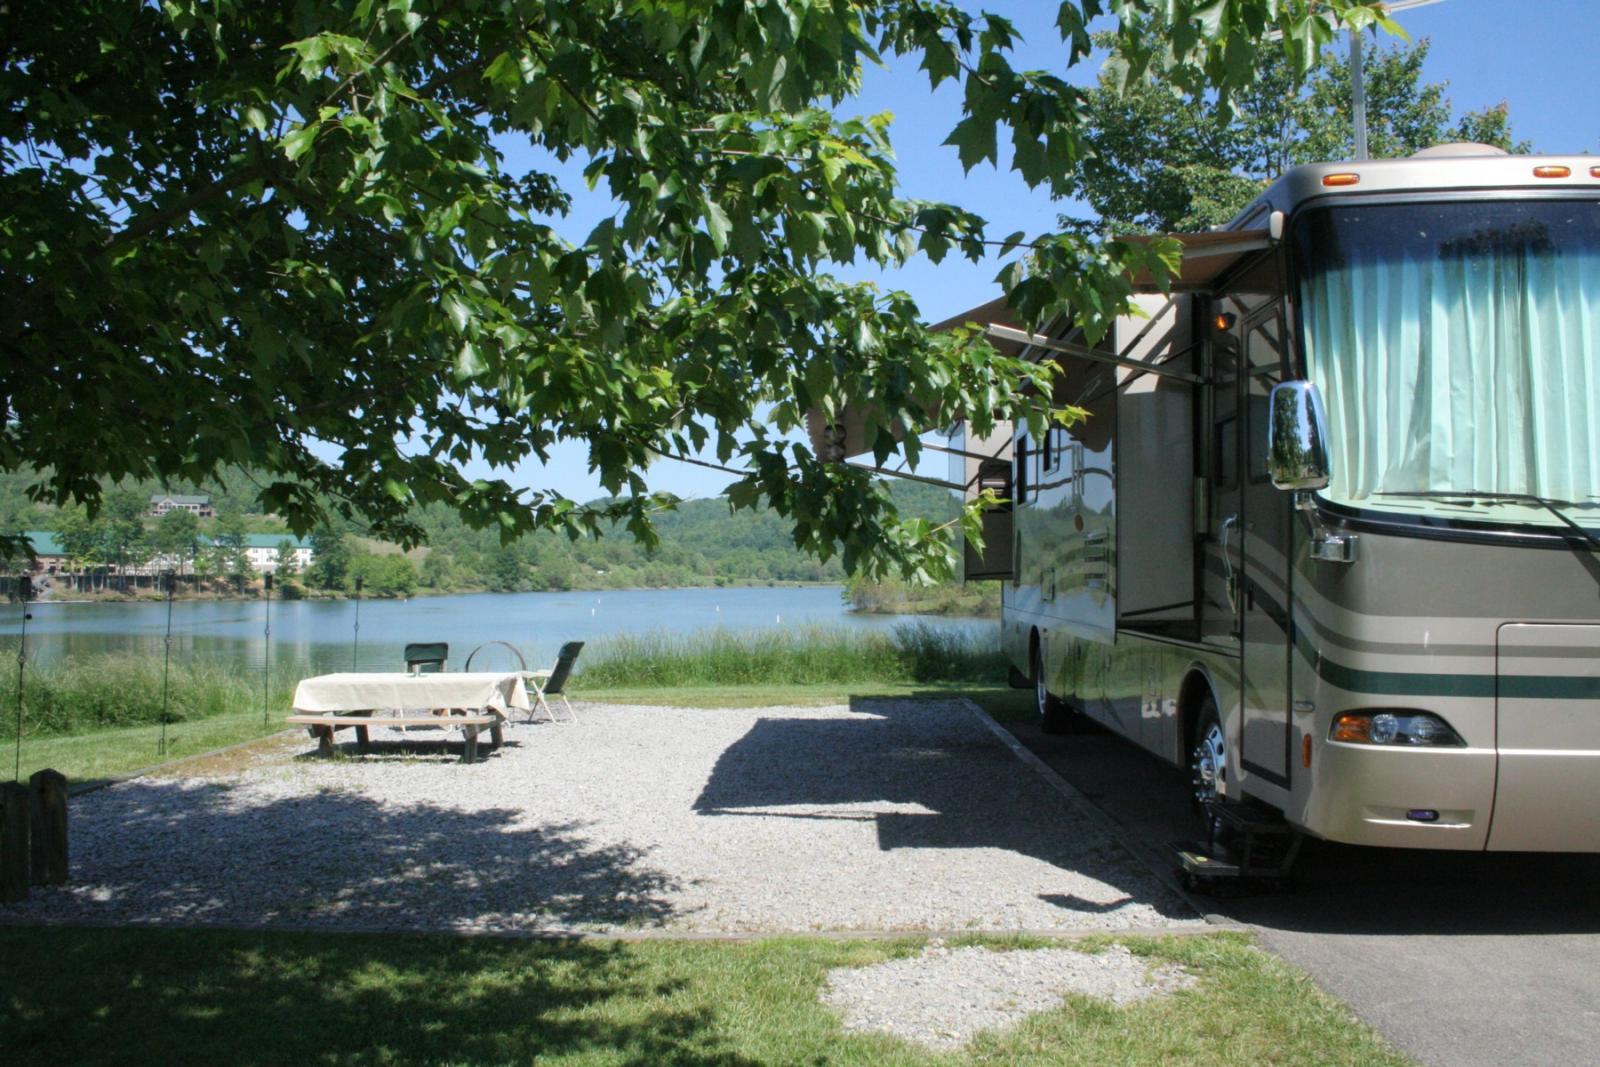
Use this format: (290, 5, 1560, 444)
(1039, 892, 1135, 914)
(692, 696, 1190, 919)
(13, 778, 680, 930)
(288, 735, 528, 764)
(1006, 714, 1600, 937)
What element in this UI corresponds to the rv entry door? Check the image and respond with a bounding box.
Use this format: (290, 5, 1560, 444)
(1238, 306, 1293, 788)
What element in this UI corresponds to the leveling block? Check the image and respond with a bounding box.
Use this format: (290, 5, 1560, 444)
(1173, 799, 1303, 895)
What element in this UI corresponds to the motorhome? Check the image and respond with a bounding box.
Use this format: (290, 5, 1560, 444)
(973, 145, 1600, 853)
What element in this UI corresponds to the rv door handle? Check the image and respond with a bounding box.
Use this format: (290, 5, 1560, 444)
(1219, 513, 1238, 558)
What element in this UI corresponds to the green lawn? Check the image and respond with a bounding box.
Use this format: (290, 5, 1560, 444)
(0, 926, 1408, 1066)
(9, 707, 285, 787)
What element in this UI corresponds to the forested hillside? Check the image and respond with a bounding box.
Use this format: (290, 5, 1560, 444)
(0, 468, 964, 599)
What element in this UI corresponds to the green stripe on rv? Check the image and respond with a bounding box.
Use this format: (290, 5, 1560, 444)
(1294, 629, 1600, 700)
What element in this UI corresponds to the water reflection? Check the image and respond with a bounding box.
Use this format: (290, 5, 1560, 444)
(0, 586, 992, 674)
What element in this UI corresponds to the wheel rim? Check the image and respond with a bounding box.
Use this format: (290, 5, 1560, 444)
(1192, 720, 1226, 807)
(1034, 654, 1048, 717)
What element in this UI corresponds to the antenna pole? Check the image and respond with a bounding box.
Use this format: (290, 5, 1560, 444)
(262, 572, 273, 728)
(351, 575, 363, 671)
(1350, 26, 1368, 160)
(159, 571, 174, 757)
(12, 576, 31, 782)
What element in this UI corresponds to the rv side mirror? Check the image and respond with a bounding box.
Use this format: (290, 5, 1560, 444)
(1266, 381, 1331, 491)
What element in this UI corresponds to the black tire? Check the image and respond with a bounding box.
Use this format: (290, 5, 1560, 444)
(1033, 640, 1074, 734)
(1188, 694, 1232, 849)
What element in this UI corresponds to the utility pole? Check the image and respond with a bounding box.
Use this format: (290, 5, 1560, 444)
(1350, 0, 1447, 160)
(1349, 26, 1367, 159)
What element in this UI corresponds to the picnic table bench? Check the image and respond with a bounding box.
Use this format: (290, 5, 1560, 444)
(288, 671, 530, 763)
(285, 711, 503, 761)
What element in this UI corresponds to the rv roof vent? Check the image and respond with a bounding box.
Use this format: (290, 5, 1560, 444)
(1410, 142, 1511, 159)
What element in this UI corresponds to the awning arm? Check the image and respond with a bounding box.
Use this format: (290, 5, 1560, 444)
(1171, 234, 1273, 260)
(984, 324, 1206, 386)
(842, 462, 966, 492)
(916, 438, 1011, 464)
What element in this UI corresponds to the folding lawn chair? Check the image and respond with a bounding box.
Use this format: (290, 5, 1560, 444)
(524, 641, 583, 724)
(403, 642, 449, 673)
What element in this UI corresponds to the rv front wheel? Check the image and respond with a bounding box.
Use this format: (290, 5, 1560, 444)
(1191, 699, 1228, 809)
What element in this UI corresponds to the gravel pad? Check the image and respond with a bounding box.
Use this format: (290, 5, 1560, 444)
(821, 941, 1198, 1050)
(9, 699, 1198, 934)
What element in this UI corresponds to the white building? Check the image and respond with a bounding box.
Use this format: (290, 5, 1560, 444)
(149, 494, 214, 518)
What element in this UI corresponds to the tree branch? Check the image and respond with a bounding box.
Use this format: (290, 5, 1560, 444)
(101, 161, 276, 255)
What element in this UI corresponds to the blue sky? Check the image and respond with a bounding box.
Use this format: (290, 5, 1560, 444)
(491, 0, 1598, 504)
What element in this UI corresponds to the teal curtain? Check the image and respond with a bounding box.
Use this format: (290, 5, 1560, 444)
(1298, 202, 1600, 506)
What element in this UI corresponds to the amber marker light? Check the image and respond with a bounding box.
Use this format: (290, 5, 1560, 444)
(1302, 734, 1313, 769)
(1592, 166, 1600, 178)
(1534, 165, 1571, 178)
(1213, 311, 1236, 331)
(1330, 712, 1371, 744)
(1322, 173, 1360, 187)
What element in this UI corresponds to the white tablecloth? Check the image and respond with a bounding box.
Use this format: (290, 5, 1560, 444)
(291, 672, 530, 716)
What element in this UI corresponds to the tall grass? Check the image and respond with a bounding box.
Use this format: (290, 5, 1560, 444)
(0, 652, 306, 737)
(577, 624, 1006, 688)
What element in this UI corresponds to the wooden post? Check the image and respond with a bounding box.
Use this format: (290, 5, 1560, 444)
(0, 782, 29, 902)
(28, 769, 68, 886)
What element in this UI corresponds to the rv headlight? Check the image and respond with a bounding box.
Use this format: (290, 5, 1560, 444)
(1369, 712, 1400, 744)
(1330, 710, 1466, 747)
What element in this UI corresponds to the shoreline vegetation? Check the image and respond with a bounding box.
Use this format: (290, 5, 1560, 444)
(18, 575, 849, 605)
(20, 576, 1002, 619)
(843, 574, 1000, 618)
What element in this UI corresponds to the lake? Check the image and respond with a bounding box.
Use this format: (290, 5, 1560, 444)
(0, 586, 994, 674)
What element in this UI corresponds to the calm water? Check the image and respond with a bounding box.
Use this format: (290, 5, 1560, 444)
(0, 586, 993, 674)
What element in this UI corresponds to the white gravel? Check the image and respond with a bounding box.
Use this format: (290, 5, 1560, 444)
(7, 699, 1200, 934)
(821, 941, 1198, 1050)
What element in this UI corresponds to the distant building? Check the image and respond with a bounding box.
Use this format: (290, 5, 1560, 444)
(149, 494, 214, 518)
(240, 534, 313, 575)
(155, 534, 314, 575)
(12, 530, 313, 579)
(20, 531, 67, 575)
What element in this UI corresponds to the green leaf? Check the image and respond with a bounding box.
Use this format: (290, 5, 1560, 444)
(455, 341, 486, 380)
(703, 201, 732, 254)
(944, 115, 997, 172)
(280, 125, 318, 161)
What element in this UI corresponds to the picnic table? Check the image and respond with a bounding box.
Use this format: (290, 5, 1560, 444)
(287, 671, 531, 762)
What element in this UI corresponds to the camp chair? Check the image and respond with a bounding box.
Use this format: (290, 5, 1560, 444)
(524, 641, 583, 724)
(403, 642, 449, 674)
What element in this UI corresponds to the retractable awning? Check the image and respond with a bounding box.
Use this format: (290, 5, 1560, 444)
(1120, 228, 1274, 292)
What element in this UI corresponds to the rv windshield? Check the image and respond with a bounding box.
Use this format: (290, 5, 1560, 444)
(1294, 198, 1600, 529)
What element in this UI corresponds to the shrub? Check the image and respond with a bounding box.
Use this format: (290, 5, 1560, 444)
(0, 650, 307, 736)
(577, 624, 1004, 688)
